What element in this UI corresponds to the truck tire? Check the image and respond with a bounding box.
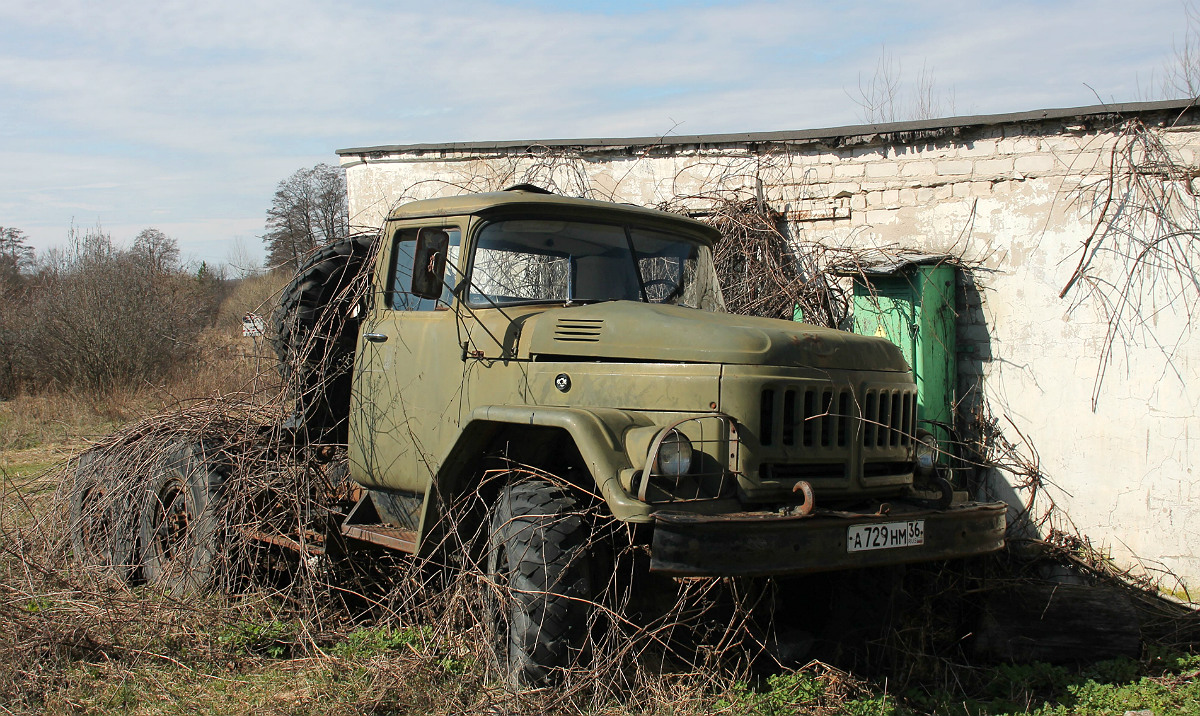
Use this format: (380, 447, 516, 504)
(70, 451, 139, 583)
(486, 479, 593, 686)
(270, 235, 375, 432)
(139, 442, 226, 592)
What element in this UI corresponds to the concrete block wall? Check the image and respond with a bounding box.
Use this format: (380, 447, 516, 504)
(340, 102, 1200, 590)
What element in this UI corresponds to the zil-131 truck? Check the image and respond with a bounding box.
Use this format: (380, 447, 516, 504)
(78, 185, 1006, 684)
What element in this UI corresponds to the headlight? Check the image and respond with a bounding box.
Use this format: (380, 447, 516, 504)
(654, 428, 693, 477)
(623, 416, 736, 503)
(914, 431, 937, 476)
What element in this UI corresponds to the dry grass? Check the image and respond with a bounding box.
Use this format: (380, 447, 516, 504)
(4, 391, 1195, 715)
(0, 392, 135, 454)
(216, 271, 290, 334)
(0, 324, 275, 448)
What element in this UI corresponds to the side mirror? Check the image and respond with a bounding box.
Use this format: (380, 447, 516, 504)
(411, 228, 449, 300)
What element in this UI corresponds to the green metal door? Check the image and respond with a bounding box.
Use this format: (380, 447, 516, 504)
(849, 261, 957, 455)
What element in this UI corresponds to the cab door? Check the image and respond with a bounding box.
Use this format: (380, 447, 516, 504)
(349, 223, 463, 494)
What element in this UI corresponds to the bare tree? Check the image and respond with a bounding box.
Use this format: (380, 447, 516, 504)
(854, 47, 903, 124)
(225, 237, 262, 279)
(1160, 1, 1200, 98)
(2, 224, 221, 393)
(131, 228, 181, 275)
(1136, 2, 1200, 100)
(0, 227, 33, 396)
(912, 61, 955, 121)
(263, 164, 349, 271)
(851, 46, 955, 124)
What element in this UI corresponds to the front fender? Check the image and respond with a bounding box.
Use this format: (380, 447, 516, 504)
(452, 405, 652, 522)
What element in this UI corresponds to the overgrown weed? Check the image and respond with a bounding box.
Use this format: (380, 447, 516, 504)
(4, 534, 1196, 715)
(2, 395, 1196, 715)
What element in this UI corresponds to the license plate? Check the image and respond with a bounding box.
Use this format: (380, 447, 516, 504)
(847, 520, 925, 553)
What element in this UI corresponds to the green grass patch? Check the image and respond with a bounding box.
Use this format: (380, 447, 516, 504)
(719, 671, 903, 715)
(45, 661, 365, 715)
(2, 458, 60, 481)
(214, 619, 435, 661)
(713, 653, 1200, 716)
(34, 638, 485, 715)
(20, 596, 56, 614)
(216, 618, 300, 659)
(329, 624, 429, 658)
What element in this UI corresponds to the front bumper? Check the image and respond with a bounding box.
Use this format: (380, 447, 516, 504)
(650, 500, 1006, 577)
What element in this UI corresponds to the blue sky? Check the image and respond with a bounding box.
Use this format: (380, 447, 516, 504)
(0, 0, 1188, 267)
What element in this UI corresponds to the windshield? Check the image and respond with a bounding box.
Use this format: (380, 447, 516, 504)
(466, 219, 725, 311)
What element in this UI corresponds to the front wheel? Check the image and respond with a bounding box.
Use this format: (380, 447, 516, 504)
(485, 479, 593, 686)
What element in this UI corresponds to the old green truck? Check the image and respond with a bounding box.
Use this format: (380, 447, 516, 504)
(82, 186, 1006, 684)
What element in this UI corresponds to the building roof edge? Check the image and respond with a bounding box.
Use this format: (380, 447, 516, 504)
(336, 98, 1200, 157)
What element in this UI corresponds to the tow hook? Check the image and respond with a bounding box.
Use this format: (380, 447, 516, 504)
(930, 474, 954, 509)
(791, 480, 815, 516)
(911, 473, 955, 509)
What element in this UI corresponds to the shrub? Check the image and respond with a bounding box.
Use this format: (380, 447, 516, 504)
(5, 227, 223, 395)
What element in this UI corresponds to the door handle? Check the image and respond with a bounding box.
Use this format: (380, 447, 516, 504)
(364, 333, 389, 343)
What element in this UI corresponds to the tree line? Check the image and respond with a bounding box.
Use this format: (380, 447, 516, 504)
(0, 161, 349, 399)
(0, 226, 227, 398)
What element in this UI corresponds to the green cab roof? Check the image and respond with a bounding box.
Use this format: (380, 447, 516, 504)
(385, 187, 723, 244)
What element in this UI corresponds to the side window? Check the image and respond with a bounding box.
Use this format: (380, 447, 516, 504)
(387, 227, 461, 311)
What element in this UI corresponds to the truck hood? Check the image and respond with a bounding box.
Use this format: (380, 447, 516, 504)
(523, 301, 909, 372)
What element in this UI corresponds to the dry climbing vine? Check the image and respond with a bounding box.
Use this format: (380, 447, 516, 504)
(1062, 116, 1200, 410)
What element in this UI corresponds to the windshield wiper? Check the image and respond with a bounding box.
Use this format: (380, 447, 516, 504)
(562, 298, 612, 307)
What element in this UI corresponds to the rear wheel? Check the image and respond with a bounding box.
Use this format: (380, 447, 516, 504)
(139, 442, 226, 592)
(485, 479, 593, 686)
(70, 451, 139, 582)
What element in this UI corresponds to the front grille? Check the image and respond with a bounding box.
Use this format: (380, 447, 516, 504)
(553, 318, 604, 342)
(861, 388, 916, 448)
(759, 385, 854, 448)
(758, 384, 917, 450)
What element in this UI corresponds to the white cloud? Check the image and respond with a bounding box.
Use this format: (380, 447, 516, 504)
(0, 0, 1188, 261)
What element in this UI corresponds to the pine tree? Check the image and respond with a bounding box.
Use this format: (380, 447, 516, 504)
(0, 226, 33, 289)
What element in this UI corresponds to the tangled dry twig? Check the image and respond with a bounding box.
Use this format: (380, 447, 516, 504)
(1062, 117, 1200, 410)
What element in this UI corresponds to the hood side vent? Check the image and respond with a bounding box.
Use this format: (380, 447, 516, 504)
(554, 318, 604, 342)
